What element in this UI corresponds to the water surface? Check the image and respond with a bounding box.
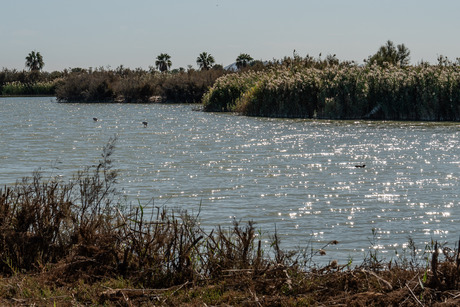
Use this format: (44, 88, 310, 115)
(1, 97, 459, 265)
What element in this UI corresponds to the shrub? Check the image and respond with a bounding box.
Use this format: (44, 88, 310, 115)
(55, 71, 115, 102)
(161, 69, 225, 103)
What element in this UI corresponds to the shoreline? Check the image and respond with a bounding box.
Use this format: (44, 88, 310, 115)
(1, 253, 459, 306)
(2, 95, 459, 123)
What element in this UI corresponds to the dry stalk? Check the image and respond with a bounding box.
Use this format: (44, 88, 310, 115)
(360, 269, 393, 291)
(405, 283, 424, 306)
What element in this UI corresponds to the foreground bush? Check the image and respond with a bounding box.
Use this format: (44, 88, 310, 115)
(2, 140, 460, 305)
(0, 138, 293, 287)
(203, 62, 460, 121)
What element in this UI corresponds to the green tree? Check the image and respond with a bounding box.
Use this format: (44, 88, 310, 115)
(155, 53, 172, 72)
(235, 53, 254, 70)
(367, 40, 410, 67)
(196, 52, 215, 71)
(25, 50, 44, 71)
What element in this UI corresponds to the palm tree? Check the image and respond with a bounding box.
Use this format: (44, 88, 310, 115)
(155, 53, 172, 72)
(235, 53, 254, 70)
(25, 50, 44, 71)
(196, 52, 215, 71)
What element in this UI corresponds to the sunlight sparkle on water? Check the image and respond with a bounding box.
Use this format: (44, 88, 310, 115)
(1, 98, 459, 265)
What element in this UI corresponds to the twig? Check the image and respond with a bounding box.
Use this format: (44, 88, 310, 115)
(102, 282, 189, 294)
(120, 290, 133, 307)
(406, 283, 424, 307)
(162, 281, 190, 304)
(361, 269, 393, 290)
(249, 288, 262, 307)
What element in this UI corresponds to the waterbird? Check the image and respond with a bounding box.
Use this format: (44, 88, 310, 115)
(142, 121, 148, 127)
(93, 117, 98, 122)
(355, 164, 366, 168)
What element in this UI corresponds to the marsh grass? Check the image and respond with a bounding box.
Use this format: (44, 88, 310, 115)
(1, 139, 460, 305)
(1, 81, 57, 96)
(202, 61, 460, 121)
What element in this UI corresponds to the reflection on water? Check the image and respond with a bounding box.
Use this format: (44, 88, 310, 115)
(1, 97, 459, 264)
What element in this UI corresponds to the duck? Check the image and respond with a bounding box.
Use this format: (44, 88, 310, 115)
(355, 164, 366, 168)
(142, 121, 148, 127)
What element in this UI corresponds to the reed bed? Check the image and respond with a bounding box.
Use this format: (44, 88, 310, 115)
(1, 81, 57, 96)
(203, 63, 460, 121)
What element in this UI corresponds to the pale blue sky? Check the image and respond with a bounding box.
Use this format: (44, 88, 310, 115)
(2, 0, 460, 71)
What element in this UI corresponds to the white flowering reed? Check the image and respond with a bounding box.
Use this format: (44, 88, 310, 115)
(202, 63, 460, 121)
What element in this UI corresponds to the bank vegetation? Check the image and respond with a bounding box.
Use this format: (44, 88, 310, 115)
(1, 140, 460, 306)
(3, 41, 460, 121)
(0, 66, 225, 103)
(203, 59, 460, 121)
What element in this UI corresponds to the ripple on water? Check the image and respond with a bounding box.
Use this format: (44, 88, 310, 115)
(1, 97, 459, 265)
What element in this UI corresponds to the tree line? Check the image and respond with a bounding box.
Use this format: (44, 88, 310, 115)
(0, 49, 259, 99)
(2, 41, 460, 120)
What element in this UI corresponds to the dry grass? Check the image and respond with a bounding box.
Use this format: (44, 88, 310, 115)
(2, 257, 460, 306)
(1, 138, 460, 305)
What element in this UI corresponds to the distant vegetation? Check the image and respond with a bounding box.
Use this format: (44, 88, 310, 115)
(0, 68, 62, 96)
(1, 51, 225, 102)
(1, 50, 60, 96)
(203, 60, 460, 121)
(203, 43, 460, 121)
(53, 66, 225, 103)
(2, 44, 460, 121)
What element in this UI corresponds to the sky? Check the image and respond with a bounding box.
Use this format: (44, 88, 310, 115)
(2, 0, 460, 72)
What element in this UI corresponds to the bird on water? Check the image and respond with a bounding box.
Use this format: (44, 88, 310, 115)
(355, 164, 366, 168)
(93, 117, 98, 122)
(142, 121, 148, 127)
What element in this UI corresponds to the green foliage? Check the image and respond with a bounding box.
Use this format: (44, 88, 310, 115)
(367, 40, 411, 67)
(25, 51, 45, 72)
(202, 60, 460, 121)
(196, 52, 215, 71)
(1, 81, 57, 96)
(155, 53, 172, 72)
(236, 53, 254, 70)
(0, 68, 63, 95)
(202, 71, 262, 112)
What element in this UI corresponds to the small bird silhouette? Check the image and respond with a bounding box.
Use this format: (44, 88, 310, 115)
(142, 121, 148, 127)
(355, 164, 366, 168)
(93, 117, 98, 122)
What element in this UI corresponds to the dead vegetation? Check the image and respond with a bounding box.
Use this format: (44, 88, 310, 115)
(1, 138, 460, 306)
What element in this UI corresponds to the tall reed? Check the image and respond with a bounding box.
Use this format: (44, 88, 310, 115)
(202, 63, 460, 121)
(1, 81, 57, 96)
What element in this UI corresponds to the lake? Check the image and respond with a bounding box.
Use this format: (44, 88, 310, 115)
(1, 97, 459, 265)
